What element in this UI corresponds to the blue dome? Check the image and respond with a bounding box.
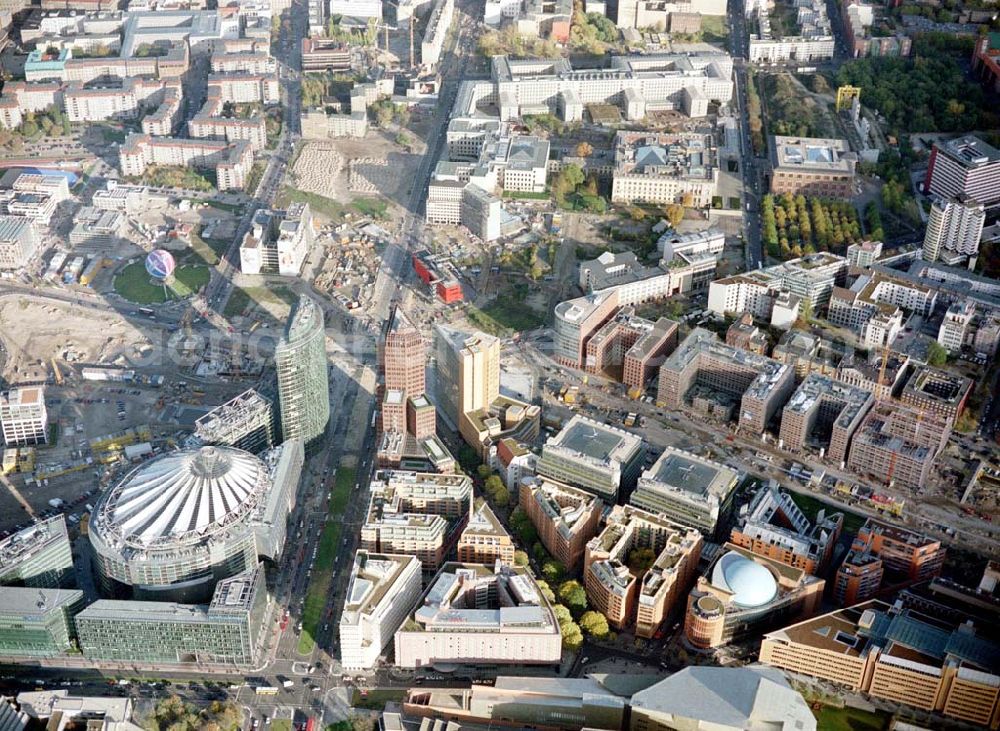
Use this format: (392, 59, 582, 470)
(711, 551, 777, 608)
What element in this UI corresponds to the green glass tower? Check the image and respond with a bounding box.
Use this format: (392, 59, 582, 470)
(275, 295, 329, 449)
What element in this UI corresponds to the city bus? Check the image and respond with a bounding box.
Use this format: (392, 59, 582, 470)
(254, 686, 279, 696)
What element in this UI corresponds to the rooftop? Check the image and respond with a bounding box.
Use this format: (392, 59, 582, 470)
(771, 135, 854, 173)
(642, 447, 740, 499)
(546, 414, 642, 465)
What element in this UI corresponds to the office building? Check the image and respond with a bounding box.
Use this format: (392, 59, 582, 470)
(340, 551, 422, 671)
(361, 471, 472, 570)
(0, 387, 47, 447)
(837, 519, 946, 603)
(730, 482, 842, 575)
(401, 675, 630, 731)
(847, 240, 882, 268)
(846, 402, 951, 491)
(769, 136, 856, 199)
(434, 325, 499, 430)
(630, 446, 741, 536)
(629, 666, 816, 731)
(923, 195, 986, 265)
(709, 254, 847, 318)
(239, 202, 315, 276)
(584, 504, 702, 637)
(275, 296, 329, 448)
(553, 290, 621, 369)
(938, 299, 976, 353)
(832, 549, 884, 606)
(924, 135, 1000, 212)
(519, 477, 603, 572)
(778, 374, 874, 463)
(421, 0, 454, 68)
(836, 350, 908, 401)
(898, 366, 972, 425)
(329, 0, 381, 19)
(394, 563, 562, 668)
(707, 272, 782, 321)
(0, 516, 74, 588)
(194, 388, 274, 454)
(16, 691, 143, 731)
(457, 500, 515, 566)
(684, 543, 825, 649)
(536, 414, 645, 503)
(497, 438, 536, 490)
(0, 587, 84, 657)
(89, 443, 302, 602)
(584, 308, 678, 388)
(382, 308, 426, 396)
(76, 564, 268, 667)
(0, 698, 26, 731)
(0, 216, 37, 270)
(578, 252, 673, 305)
(772, 330, 845, 381)
(656, 328, 795, 434)
(760, 600, 1000, 729)
(611, 131, 718, 206)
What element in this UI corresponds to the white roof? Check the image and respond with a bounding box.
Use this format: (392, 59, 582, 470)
(711, 551, 778, 608)
(97, 446, 267, 547)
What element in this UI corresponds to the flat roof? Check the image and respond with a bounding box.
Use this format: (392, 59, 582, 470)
(642, 447, 739, 498)
(549, 415, 641, 464)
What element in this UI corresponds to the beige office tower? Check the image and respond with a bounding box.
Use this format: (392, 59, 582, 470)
(382, 308, 426, 396)
(434, 325, 500, 429)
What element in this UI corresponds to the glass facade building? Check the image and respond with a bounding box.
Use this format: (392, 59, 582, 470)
(0, 587, 84, 657)
(76, 564, 268, 667)
(0, 516, 74, 588)
(275, 296, 329, 449)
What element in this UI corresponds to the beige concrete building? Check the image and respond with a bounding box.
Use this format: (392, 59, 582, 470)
(339, 551, 422, 671)
(611, 131, 718, 206)
(684, 543, 825, 649)
(394, 563, 562, 668)
(657, 328, 794, 434)
(584, 505, 702, 638)
(778, 374, 874, 463)
(760, 601, 1000, 729)
(457, 500, 515, 566)
(361, 471, 472, 570)
(769, 135, 856, 199)
(519, 477, 603, 572)
(898, 365, 972, 425)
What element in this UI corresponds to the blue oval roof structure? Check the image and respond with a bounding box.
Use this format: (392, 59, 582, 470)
(25, 168, 78, 186)
(711, 551, 778, 608)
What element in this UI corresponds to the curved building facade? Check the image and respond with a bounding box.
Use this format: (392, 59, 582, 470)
(275, 296, 329, 448)
(89, 442, 302, 602)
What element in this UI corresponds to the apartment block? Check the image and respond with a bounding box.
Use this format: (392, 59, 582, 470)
(725, 313, 769, 355)
(394, 563, 562, 668)
(924, 135, 1000, 212)
(656, 328, 794, 434)
(361, 471, 472, 570)
(778, 374, 874, 463)
(832, 549, 884, 606)
(457, 500, 516, 566)
(828, 272, 936, 348)
(1, 387, 48, 446)
(846, 402, 951, 491)
(340, 551, 422, 671)
(519, 477, 603, 572)
(611, 131, 718, 206)
(760, 601, 1000, 729)
(238, 202, 314, 275)
(836, 351, 908, 401)
(730, 482, 842, 575)
(584, 504, 701, 638)
(119, 133, 252, 191)
(536, 414, 645, 503)
(849, 518, 946, 588)
(0, 216, 38, 270)
(922, 195, 986, 265)
(769, 136, 856, 199)
(898, 366, 972, 425)
(938, 299, 976, 353)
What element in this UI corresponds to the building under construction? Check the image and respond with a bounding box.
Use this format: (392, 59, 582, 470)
(846, 401, 951, 491)
(194, 389, 275, 455)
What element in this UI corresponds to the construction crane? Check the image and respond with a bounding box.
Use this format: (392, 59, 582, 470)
(50, 358, 63, 386)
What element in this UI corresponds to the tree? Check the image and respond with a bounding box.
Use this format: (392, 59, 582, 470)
(513, 550, 529, 567)
(509, 507, 538, 545)
(536, 580, 557, 604)
(562, 621, 584, 651)
(477, 464, 493, 480)
(664, 203, 684, 228)
(627, 547, 656, 574)
(542, 559, 565, 583)
(579, 610, 610, 638)
(574, 141, 593, 157)
(927, 340, 948, 366)
(21, 120, 38, 138)
(552, 603, 572, 626)
(558, 579, 588, 617)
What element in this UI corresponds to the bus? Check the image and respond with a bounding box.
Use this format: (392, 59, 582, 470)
(254, 686, 279, 696)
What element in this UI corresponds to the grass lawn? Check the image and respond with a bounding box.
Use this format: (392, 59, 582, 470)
(351, 689, 406, 710)
(246, 161, 267, 196)
(190, 230, 227, 266)
(467, 300, 545, 336)
(813, 705, 891, 731)
(278, 187, 347, 221)
(701, 14, 729, 43)
(114, 261, 209, 303)
(224, 285, 296, 318)
(270, 720, 292, 731)
(351, 197, 388, 219)
(205, 200, 243, 213)
(297, 467, 356, 655)
(791, 491, 867, 535)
